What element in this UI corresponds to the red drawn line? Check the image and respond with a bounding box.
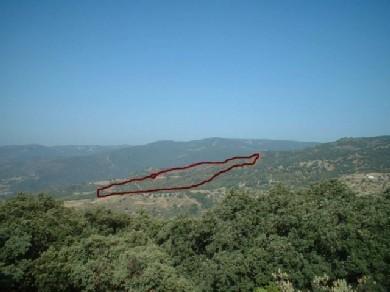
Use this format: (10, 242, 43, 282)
(97, 153, 261, 198)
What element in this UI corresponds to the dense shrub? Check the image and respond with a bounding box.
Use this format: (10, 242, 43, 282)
(1, 180, 389, 291)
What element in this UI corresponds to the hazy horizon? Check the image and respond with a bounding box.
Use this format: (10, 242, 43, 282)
(1, 1, 389, 145)
(2, 134, 390, 147)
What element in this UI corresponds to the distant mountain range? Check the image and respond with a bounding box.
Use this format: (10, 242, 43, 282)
(1, 136, 389, 197)
(0, 138, 316, 195)
(0, 144, 127, 164)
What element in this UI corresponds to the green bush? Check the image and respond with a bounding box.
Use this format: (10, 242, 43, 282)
(1, 181, 389, 291)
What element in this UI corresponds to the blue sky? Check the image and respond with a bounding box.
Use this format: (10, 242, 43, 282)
(1, 0, 389, 145)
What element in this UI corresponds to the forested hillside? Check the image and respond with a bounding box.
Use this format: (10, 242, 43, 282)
(1, 180, 389, 291)
(0, 138, 317, 195)
(0, 138, 316, 193)
(1, 136, 389, 199)
(213, 136, 390, 190)
(63, 136, 390, 218)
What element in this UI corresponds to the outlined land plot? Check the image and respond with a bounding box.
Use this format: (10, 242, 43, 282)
(97, 153, 260, 198)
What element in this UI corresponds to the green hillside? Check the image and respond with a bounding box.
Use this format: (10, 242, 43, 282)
(1, 136, 389, 202)
(211, 135, 390, 189)
(60, 136, 390, 218)
(0, 138, 317, 195)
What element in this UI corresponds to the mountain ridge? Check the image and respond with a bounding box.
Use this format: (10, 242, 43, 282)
(1, 136, 389, 197)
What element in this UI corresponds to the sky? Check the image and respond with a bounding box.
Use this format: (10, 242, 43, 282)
(1, 0, 389, 145)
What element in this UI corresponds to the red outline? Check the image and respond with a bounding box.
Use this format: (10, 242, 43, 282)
(97, 153, 261, 198)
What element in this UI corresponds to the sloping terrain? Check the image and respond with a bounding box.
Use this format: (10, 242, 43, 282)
(1, 136, 389, 200)
(216, 135, 390, 190)
(0, 138, 317, 195)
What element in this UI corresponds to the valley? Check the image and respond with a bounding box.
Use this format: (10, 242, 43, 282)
(1, 136, 389, 217)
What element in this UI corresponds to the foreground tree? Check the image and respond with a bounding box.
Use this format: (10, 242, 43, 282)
(1, 180, 389, 291)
